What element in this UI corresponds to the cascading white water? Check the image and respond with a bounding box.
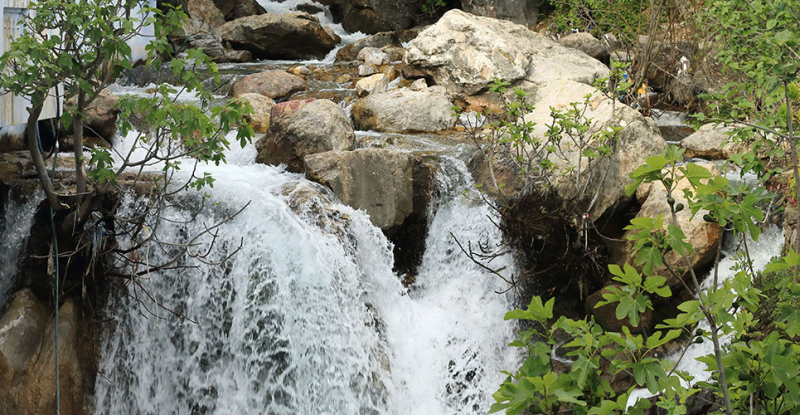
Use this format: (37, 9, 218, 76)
(92, 129, 518, 414)
(0, 190, 42, 311)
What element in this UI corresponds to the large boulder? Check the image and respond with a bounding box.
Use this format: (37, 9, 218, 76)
(460, 0, 542, 27)
(159, 0, 225, 36)
(472, 79, 667, 220)
(219, 13, 340, 60)
(350, 89, 454, 132)
(62, 88, 119, 144)
(185, 33, 252, 63)
(328, 0, 423, 34)
(256, 99, 354, 172)
(235, 93, 275, 133)
(212, 0, 266, 21)
(558, 32, 610, 64)
(402, 10, 609, 95)
(680, 123, 743, 160)
(230, 70, 307, 100)
(356, 73, 388, 97)
(622, 162, 723, 287)
(0, 289, 48, 415)
(304, 148, 435, 230)
(335, 32, 403, 62)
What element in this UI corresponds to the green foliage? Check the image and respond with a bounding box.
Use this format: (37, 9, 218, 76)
(548, 0, 645, 39)
(420, 0, 446, 18)
(492, 144, 799, 415)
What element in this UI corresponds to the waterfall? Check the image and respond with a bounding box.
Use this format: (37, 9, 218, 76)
(92, 131, 518, 414)
(0, 190, 42, 312)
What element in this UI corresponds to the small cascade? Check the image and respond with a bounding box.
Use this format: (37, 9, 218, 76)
(0, 190, 42, 311)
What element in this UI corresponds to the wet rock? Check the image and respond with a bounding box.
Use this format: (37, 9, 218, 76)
(212, 0, 266, 21)
(63, 88, 119, 144)
(357, 47, 388, 66)
(235, 93, 275, 133)
(471, 79, 666, 220)
(335, 74, 354, 84)
(558, 32, 610, 64)
(0, 289, 48, 414)
(219, 13, 340, 60)
(336, 32, 402, 62)
(288, 66, 313, 77)
(402, 10, 609, 95)
(382, 46, 407, 62)
(460, 0, 542, 27)
(356, 74, 388, 97)
(621, 162, 722, 287)
(185, 33, 253, 63)
(587, 285, 652, 333)
(381, 65, 401, 83)
(256, 99, 354, 172)
(351, 89, 455, 133)
(304, 148, 435, 230)
(230, 70, 307, 100)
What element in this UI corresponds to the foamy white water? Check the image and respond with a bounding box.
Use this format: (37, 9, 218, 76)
(0, 190, 42, 312)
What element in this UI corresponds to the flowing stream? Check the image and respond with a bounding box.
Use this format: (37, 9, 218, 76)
(0, 190, 42, 311)
(92, 127, 517, 414)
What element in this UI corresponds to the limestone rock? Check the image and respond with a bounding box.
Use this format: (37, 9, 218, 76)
(329, 0, 422, 34)
(304, 148, 435, 230)
(335, 32, 402, 62)
(402, 9, 609, 95)
(357, 47, 388, 66)
(409, 78, 427, 91)
(162, 0, 225, 36)
(681, 123, 745, 160)
(471, 79, 666, 220)
(351, 89, 455, 133)
(256, 99, 354, 172)
(358, 64, 379, 76)
(558, 32, 610, 64)
(230, 70, 307, 100)
(356, 74, 389, 97)
(235, 93, 275, 133)
(219, 13, 340, 60)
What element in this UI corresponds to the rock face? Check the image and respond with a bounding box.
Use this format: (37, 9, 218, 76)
(256, 99, 354, 172)
(63, 88, 119, 144)
(350, 89, 454, 133)
(624, 162, 723, 287)
(0, 289, 48, 415)
(402, 10, 609, 95)
(558, 32, 610, 64)
(230, 70, 307, 100)
(471, 80, 666, 220)
(460, 0, 542, 27)
(219, 13, 340, 60)
(212, 0, 266, 21)
(235, 93, 275, 133)
(586, 285, 652, 333)
(185, 33, 252, 63)
(335, 32, 402, 61)
(0, 292, 88, 415)
(304, 148, 434, 230)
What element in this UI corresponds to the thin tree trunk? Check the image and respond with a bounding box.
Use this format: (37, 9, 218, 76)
(26, 101, 63, 211)
(786, 82, 800, 255)
(73, 90, 86, 202)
